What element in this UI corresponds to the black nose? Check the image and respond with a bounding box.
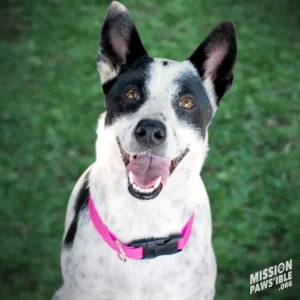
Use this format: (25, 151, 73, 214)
(135, 119, 166, 147)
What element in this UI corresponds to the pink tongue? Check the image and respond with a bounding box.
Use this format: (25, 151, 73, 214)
(126, 154, 171, 188)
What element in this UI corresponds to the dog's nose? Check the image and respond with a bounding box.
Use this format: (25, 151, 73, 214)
(135, 119, 166, 147)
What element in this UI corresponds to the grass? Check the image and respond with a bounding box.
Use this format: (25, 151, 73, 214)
(0, 0, 299, 299)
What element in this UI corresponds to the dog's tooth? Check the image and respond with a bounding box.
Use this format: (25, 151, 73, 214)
(148, 187, 154, 193)
(153, 177, 161, 189)
(129, 155, 133, 162)
(129, 171, 134, 184)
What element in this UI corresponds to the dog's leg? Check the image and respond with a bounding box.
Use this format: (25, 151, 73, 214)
(53, 165, 94, 300)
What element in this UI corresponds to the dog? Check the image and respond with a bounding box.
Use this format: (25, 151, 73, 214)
(52, 2, 237, 299)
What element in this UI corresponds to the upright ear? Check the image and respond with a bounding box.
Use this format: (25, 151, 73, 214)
(97, 1, 148, 84)
(187, 21, 237, 105)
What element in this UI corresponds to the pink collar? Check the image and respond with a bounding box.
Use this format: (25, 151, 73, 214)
(88, 195, 194, 261)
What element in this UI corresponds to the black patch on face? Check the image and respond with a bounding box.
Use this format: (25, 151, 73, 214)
(172, 73, 213, 138)
(102, 55, 154, 126)
(64, 171, 90, 247)
(163, 60, 168, 66)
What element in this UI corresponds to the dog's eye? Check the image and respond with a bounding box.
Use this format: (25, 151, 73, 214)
(179, 97, 195, 109)
(125, 88, 139, 100)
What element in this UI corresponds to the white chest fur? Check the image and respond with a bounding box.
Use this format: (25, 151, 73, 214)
(58, 165, 217, 300)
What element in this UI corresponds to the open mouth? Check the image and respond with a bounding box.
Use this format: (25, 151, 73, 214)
(117, 138, 189, 200)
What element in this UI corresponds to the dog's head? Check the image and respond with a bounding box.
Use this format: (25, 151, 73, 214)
(96, 1, 237, 200)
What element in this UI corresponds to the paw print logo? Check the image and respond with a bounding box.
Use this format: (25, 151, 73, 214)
(278, 263, 285, 273)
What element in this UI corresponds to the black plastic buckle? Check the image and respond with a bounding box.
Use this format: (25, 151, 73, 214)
(129, 234, 182, 259)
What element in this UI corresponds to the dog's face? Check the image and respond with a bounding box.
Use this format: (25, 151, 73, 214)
(96, 1, 237, 200)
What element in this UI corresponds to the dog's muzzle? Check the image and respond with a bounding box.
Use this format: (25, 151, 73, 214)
(117, 137, 189, 200)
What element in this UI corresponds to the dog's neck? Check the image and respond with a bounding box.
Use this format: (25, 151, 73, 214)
(89, 147, 208, 243)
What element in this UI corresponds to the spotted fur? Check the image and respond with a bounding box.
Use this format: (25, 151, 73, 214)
(53, 1, 237, 299)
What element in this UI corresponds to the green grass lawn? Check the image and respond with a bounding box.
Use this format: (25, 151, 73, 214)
(1, 0, 299, 299)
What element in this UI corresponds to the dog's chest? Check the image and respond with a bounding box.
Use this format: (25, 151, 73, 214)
(62, 214, 216, 300)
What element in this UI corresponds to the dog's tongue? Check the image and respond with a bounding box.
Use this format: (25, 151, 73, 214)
(126, 154, 171, 188)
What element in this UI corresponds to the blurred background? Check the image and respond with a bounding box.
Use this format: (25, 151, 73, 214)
(1, 0, 299, 299)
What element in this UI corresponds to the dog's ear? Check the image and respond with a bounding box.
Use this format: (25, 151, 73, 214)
(187, 21, 237, 105)
(97, 1, 148, 84)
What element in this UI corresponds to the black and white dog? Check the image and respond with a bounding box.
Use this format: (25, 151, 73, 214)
(53, 2, 237, 299)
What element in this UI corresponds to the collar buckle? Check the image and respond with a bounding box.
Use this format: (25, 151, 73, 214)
(129, 234, 182, 259)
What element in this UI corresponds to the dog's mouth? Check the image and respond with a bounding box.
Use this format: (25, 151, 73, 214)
(117, 138, 189, 200)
